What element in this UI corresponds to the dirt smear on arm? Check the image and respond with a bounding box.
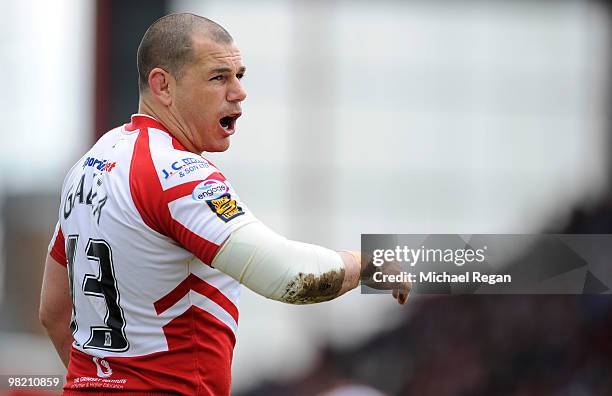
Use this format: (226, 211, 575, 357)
(280, 268, 345, 304)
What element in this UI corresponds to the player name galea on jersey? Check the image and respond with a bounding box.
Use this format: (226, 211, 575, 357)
(49, 115, 257, 395)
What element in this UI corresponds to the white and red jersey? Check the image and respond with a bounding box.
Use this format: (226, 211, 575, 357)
(48, 114, 256, 395)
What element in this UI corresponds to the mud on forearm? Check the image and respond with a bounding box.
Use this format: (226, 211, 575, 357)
(279, 268, 346, 304)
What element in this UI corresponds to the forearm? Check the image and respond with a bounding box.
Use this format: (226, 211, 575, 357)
(40, 254, 74, 369)
(213, 222, 409, 304)
(213, 222, 360, 304)
(43, 322, 72, 369)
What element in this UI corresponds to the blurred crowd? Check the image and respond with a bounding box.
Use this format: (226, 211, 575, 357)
(241, 294, 612, 396)
(240, 197, 612, 396)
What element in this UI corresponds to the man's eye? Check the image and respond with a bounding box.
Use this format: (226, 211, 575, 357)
(236, 73, 244, 80)
(210, 75, 223, 81)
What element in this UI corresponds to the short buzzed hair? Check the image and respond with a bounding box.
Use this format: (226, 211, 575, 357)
(137, 13, 233, 92)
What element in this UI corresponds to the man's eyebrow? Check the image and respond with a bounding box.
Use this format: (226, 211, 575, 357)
(210, 66, 246, 74)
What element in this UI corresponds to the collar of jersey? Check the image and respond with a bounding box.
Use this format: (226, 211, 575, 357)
(125, 114, 168, 132)
(125, 114, 189, 152)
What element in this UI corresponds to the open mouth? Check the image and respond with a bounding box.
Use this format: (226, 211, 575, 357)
(219, 113, 241, 133)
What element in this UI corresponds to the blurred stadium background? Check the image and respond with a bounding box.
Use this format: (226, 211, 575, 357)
(1, 0, 612, 395)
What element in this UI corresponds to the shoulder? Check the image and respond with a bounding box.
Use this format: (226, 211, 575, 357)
(150, 132, 222, 188)
(130, 127, 226, 195)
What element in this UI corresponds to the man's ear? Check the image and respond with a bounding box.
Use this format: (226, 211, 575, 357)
(147, 68, 173, 106)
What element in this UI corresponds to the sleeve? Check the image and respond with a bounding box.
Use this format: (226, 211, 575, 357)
(48, 220, 67, 266)
(130, 130, 257, 266)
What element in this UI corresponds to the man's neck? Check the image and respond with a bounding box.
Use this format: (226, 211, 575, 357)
(138, 99, 199, 154)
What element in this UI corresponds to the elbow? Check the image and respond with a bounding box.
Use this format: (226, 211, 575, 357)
(39, 302, 61, 331)
(39, 304, 52, 330)
(39, 308, 49, 330)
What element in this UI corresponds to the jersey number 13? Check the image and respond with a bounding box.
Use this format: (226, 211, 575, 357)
(66, 235, 129, 352)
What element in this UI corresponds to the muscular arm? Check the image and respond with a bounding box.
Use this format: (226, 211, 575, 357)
(212, 222, 410, 304)
(39, 254, 72, 369)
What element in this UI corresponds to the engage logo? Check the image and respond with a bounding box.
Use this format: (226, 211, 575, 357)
(192, 179, 228, 201)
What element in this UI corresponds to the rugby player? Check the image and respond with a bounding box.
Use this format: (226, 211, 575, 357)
(39, 13, 409, 395)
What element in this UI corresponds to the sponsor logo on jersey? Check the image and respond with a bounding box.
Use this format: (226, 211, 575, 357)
(83, 157, 117, 173)
(161, 157, 210, 179)
(93, 357, 113, 378)
(192, 179, 229, 201)
(206, 193, 244, 222)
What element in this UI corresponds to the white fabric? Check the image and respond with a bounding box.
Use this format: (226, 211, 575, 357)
(212, 221, 345, 302)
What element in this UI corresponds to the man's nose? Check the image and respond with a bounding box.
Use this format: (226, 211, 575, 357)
(228, 79, 247, 102)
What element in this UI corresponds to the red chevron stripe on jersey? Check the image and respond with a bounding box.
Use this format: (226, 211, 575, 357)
(154, 273, 239, 323)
